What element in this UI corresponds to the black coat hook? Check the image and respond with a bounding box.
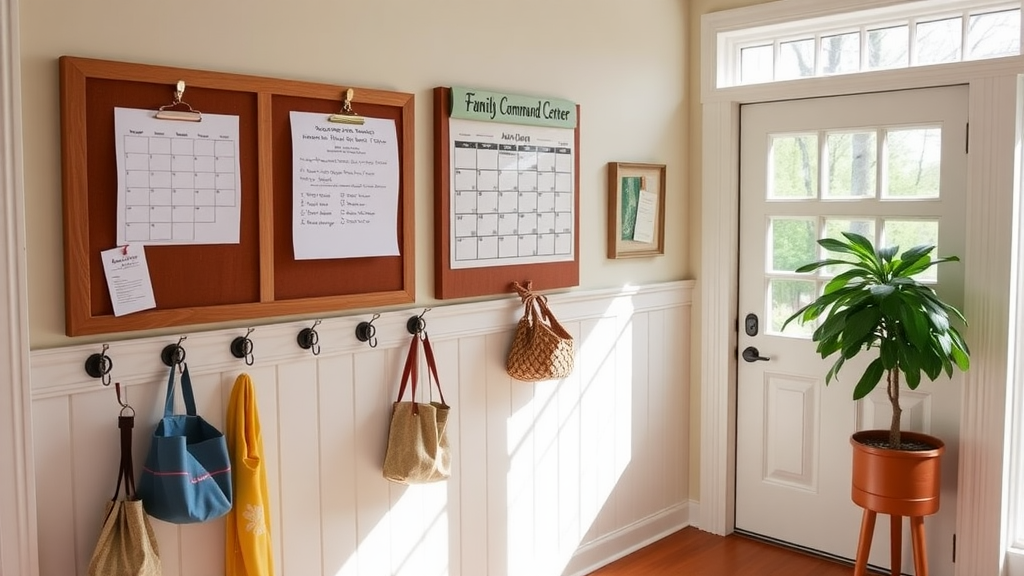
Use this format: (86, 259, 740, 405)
(161, 336, 188, 367)
(407, 308, 432, 335)
(231, 328, 256, 366)
(85, 343, 113, 386)
(297, 320, 321, 355)
(355, 313, 380, 348)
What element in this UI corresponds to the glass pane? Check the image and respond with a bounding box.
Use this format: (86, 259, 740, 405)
(967, 9, 1021, 60)
(884, 128, 941, 198)
(825, 131, 877, 199)
(823, 218, 876, 274)
(821, 32, 861, 74)
(778, 38, 815, 80)
(770, 278, 818, 336)
(882, 220, 939, 282)
(741, 44, 775, 84)
(771, 218, 817, 272)
(917, 17, 963, 65)
(866, 25, 909, 69)
(770, 134, 818, 199)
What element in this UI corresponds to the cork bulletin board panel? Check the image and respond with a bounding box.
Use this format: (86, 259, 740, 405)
(60, 56, 415, 336)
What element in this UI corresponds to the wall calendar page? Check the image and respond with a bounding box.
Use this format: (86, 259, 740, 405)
(448, 117, 575, 270)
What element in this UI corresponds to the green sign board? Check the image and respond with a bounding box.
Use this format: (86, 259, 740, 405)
(449, 87, 577, 129)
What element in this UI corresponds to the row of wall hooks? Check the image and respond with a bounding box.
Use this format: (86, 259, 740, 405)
(84, 309, 437, 379)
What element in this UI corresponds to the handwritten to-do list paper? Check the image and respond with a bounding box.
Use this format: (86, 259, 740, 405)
(290, 112, 400, 260)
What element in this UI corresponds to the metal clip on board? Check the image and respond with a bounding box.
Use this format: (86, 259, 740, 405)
(328, 88, 365, 125)
(155, 80, 202, 122)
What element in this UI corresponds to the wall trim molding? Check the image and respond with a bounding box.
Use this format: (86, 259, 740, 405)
(0, 0, 38, 573)
(563, 500, 696, 576)
(31, 281, 694, 399)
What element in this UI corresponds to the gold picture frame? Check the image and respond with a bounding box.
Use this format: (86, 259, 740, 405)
(607, 162, 666, 258)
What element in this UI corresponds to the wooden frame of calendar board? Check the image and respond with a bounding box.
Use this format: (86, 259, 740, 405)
(60, 56, 415, 336)
(433, 86, 580, 300)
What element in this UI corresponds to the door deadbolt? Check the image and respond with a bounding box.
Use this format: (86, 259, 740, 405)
(744, 313, 759, 337)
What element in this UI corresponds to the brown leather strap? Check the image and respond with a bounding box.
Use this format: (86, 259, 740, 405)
(421, 333, 447, 406)
(395, 333, 421, 414)
(113, 414, 135, 500)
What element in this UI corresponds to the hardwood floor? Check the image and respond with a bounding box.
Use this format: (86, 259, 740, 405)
(587, 527, 883, 575)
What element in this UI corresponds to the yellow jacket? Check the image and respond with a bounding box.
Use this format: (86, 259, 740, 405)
(225, 373, 274, 576)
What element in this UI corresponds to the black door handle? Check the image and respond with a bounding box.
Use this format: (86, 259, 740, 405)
(742, 346, 770, 362)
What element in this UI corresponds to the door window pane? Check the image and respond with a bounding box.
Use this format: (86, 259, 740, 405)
(884, 127, 941, 198)
(883, 220, 939, 282)
(823, 218, 876, 274)
(770, 278, 817, 336)
(779, 38, 816, 80)
(825, 131, 877, 199)
(770, 218, 817, 272)
(741, 44, 775, 84)
(917, 17, 963, 64)
(967, 9, 1021, 60)
(866, 25, 909, 70)
(770, 134, 818, 199)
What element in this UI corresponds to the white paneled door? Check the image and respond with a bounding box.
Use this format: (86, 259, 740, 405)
(736, 86, 968, 575)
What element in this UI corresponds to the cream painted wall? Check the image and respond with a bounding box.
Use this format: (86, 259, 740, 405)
(686, 0, 777, 502)
(20, 0, 689, 349)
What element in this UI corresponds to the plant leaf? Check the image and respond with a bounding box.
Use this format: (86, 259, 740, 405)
(853, 359, 885, 400)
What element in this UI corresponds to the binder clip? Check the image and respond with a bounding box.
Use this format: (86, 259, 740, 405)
(328, 88, 365, 125)
(155, 80, 202, 122)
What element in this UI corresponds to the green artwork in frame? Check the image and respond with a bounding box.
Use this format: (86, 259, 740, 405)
(620, 176, 642, 241)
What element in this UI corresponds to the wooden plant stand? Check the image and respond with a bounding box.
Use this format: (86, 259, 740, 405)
(850, 430, 945, 576)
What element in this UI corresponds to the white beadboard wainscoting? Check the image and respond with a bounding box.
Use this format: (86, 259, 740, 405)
(30, 281, 694, 576)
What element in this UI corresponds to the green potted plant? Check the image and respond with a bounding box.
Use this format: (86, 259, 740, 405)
(782, 231, 970, 575)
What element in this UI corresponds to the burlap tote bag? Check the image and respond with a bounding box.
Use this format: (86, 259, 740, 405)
(506, 281, 575, 381)
(383, 332, 451, 484)
(88, 385, 162, 576)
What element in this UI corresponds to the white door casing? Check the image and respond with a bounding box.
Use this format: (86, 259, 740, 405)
(736, 86, 968, 574)
(0, 0, 39, 574)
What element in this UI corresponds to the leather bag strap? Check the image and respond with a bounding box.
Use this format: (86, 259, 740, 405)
(421, 333, 447, 406)
(113, 412, 135, 500)
(395, 333, 420, 404)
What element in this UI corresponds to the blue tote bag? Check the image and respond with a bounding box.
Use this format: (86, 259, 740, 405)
(139, 363, 233, 523)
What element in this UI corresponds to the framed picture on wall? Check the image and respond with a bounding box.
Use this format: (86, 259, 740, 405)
(607, 162, 666, 259)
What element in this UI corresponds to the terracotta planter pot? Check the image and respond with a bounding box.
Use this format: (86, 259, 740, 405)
(850, 430, 945, 517)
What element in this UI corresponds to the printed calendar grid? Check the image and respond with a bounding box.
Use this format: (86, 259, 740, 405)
(121, 134, 238, 243)
(452, 140, 573, 264)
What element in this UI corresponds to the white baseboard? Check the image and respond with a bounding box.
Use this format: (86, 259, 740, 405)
(562, 500, 699, 576)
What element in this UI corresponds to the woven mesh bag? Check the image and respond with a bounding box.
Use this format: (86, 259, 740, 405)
(506, 283, 574, 381)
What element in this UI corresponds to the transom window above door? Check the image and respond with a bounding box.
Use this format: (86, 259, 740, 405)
(715, 0, 1021, 87)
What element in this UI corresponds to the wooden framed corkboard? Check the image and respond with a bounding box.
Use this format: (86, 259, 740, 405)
(433, 86, 580, 299)
(60, 56, 415, 336)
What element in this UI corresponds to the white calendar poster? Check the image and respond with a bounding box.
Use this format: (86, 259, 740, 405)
(448, 117, 575, 269)
(114, 107, 241, 245)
